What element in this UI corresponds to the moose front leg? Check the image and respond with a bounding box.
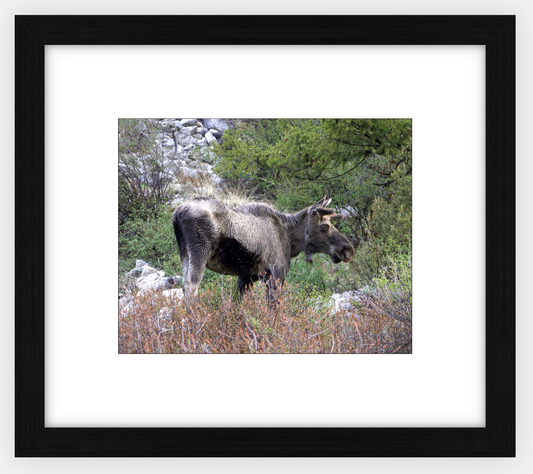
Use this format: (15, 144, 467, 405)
(237, 275, 257, 299)
(263, 268, 285, 306)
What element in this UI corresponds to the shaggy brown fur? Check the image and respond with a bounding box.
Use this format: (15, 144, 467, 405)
(173, 196, 354, 309)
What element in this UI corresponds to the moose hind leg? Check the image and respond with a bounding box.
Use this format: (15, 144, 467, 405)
(182, 252, 209, 312)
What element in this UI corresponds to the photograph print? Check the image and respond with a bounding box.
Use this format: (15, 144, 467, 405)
(118, 118, 412, 354)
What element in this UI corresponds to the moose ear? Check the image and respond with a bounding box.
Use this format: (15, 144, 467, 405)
(330, 213, 344, 221)
(310, 196, 333, 216)
(312, 196, 330, 208)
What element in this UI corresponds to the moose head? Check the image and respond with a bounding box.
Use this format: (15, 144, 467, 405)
(304, 197, 355, 264)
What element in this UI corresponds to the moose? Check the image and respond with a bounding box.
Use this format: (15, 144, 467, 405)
(172, 196, 354, 309)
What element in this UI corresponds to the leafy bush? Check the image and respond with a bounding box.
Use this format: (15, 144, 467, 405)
(285, 253, 355, 294)
(351, 167, 412, 285)
(119, 205, 180, 276)
(119, 119, 174, 223)
(371, 246, 412, 324)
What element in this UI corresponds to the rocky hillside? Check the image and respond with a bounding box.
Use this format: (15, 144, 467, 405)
(148, 118, 258, 208)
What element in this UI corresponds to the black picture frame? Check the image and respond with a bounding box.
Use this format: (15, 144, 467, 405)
(15, 15, 515, 457)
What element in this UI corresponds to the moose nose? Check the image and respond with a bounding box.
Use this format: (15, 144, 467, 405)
(343, 246, 354, 263)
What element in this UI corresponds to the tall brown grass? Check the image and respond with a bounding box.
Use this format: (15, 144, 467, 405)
(118, 281, 411, 354)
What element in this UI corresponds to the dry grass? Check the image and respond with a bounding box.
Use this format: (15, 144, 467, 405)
(118, 282, 411, 354)
(169, 164, 265, 208)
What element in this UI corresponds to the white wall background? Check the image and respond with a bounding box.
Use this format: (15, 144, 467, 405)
(1, 1, 528, 473)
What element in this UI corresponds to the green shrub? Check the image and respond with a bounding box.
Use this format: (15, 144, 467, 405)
(119, 205, 180, 276)
(285, 253, 355, 294)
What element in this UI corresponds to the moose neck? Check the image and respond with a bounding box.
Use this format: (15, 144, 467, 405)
(287, 208, 311, 258)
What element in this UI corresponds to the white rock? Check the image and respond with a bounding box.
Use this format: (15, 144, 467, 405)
(141, 266, 158, 277)
(162, 288, 184, 300)
(137, 275, 176, 293)
(197, 137, 208, 147)
(136, 259, 149, 269)
(179, 126, 197, 136)
(180, 136, 197, 146)
(137, 273, 160, 287)
(203, 119, 229, 132)
(180, 119, 197, 127)
(342, 291, 361, 302)
(205, 131, 217, 144)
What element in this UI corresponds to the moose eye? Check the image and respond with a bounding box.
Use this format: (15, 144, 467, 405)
(320, 224, 330, 232)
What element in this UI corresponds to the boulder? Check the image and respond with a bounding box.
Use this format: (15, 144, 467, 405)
(160, 137, 174, 148)
(141, 265, 158, 277)
(180, 136, 197, 147)
(124, 268, 141, 279)
(179, 126, 198, 137)
(171, 144, 185, 156)
(180, 119, 198, 127)
(341, 290, 362, 302)
(137, 275, 177, 293)
(205, 131, 218, 144)
(330, 292, 355, 313)
(136, 272, 160, 287)
(202, 119, 229, 132)
(329, 289, 367, 313)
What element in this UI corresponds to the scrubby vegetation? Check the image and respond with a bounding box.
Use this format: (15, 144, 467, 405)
(118, 118, 412, 353)
(119, 282, 411, 354)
